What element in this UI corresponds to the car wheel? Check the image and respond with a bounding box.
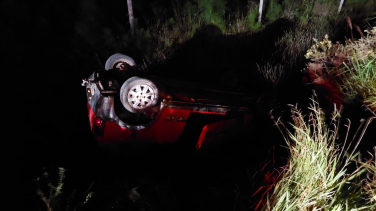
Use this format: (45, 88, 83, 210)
(120, 77, 159, 113)
(105, 53, 136, 71)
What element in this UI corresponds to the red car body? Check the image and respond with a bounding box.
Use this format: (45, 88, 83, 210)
(83, 54, 253, 150)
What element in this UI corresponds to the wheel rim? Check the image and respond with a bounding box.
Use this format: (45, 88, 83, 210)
(127, 84, 155, 109)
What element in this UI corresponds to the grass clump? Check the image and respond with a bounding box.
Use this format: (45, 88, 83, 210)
(256, 96, 376, 210)
(363, 148, 376, 204)
(305, 27, 376, 113)
(340, 27, 376, 112)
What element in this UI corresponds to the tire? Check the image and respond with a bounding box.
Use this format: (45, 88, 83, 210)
(120, 77, 159, 113)
(104, 53, 136, 71)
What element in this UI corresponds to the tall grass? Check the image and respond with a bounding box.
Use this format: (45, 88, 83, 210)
(341, 27, 376, 112)
(256, 96, 376, 210)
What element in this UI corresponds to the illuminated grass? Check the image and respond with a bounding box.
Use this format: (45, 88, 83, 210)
(342, 33, 376, 112)
(257, 96, 376, 210)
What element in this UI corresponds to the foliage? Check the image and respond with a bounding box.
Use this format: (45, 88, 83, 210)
(360, 146, 376, 204)
(248, 6, 261, 32)
(257, 0, 341, 87)
(36, 167, 67, 211)
(73, 0, 375, 75)
(196, 0, 227, 32)
(265, 0, 282, 23)
(256, 96, 376, 210)
(305, 27, 376, 112)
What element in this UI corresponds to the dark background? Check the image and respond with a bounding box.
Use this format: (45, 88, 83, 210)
(4, 1, 264, 210)
(4, 0, 116, 209)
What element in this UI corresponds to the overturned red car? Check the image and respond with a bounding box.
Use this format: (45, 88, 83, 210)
(82, 53, 253, 151)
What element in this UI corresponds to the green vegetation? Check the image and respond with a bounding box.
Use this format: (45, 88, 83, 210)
(257, 96, 376, 210)
(75, 0, 375, 78)
(255, 21, 376, 210)
(88, 0, 374, 77)
(305, 27, 376, 114)
(248, 7, 261, 32)
(197, 0, 227, 32)
(255, 17, 376, 210)
(265, 0, 282, 23)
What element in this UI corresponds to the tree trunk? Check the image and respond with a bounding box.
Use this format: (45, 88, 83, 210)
(258, 0, 263, 23)
(338, 0, 344, 13)
(127, 0, 134, 31)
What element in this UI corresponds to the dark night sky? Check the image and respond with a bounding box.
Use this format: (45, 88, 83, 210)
(3, 1, 91, 157)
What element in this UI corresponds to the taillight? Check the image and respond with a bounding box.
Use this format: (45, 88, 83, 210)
(88, 103, 107, 137)
(93, 116, 106, 136)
